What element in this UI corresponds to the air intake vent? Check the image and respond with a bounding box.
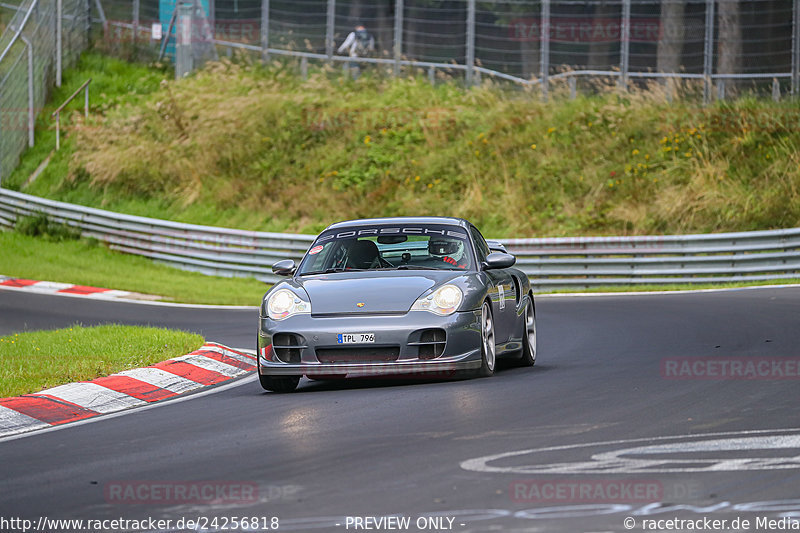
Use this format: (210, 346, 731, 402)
(415, 328, 446, 360)
(273, 333, 304, 363)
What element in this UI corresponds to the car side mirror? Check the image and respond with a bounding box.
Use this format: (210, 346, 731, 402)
(272, 259, 296, 276)
(482, 252, 516, 270)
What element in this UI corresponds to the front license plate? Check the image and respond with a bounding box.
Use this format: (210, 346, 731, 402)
(337, 333, 375, 344)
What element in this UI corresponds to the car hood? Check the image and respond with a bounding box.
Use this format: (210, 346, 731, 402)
(296, 270, 463, 315)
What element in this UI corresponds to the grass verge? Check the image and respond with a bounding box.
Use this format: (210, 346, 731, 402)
(540, 279, 800, 295)
(0, 324, 204, 398)
(8, 52, 800, 238)
(0, 231, 267, 306)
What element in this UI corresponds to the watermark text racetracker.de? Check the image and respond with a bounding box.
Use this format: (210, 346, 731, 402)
(623, 515, 800, 530)
(661, 357, 800, 380)
(509, 479, 703, 504)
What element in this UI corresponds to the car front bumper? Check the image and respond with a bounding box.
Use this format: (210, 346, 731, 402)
(258, 309, 483, 377)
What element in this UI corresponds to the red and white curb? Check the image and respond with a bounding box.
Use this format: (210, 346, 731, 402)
(0, 276, 162, 302)
(0, 343, 256, 438)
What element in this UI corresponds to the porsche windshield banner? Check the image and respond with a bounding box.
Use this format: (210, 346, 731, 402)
(315, 225, 469, 244)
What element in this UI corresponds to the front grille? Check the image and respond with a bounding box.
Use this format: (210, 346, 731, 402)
(316, 346, 400, 363)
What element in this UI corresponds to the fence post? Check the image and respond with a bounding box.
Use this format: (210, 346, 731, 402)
(21, 36, 34, 148)
(261, 0, 270, 62)
(793, 0, 800, 96)
(56, 0, 62, 87)
(619, 0, 631, 91)
(325, 0, 335, 61)
(465, 0, 475, 86)
(540, 0, 550, 101)
(133, 0, 140, 46)
(703, 0, 715, 105)
(393, 0, 403, 77)
(175, 1, 193, 79)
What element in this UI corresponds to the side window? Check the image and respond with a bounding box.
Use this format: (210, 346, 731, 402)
(470, 226, 490, 264)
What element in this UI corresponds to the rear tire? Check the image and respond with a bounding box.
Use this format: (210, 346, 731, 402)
(516, 299, 536, 367)
(476, 301, 496, 378)
(259, 374, 300, 393)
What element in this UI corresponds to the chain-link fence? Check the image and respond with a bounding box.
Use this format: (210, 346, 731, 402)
(1, 1, 798, 181)
(95, 0, 800, 100)
(0, 0, 89, 182)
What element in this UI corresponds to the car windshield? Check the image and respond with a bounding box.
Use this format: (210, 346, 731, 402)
(297, 224, 475, 275)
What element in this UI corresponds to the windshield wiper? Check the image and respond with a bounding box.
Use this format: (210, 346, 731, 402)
(390, 265, 431, 270)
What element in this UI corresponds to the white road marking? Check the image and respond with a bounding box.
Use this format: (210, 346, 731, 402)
(38, 382, 147, 413)
(461, 428, 800, 474)
(115, 367, 205, 394)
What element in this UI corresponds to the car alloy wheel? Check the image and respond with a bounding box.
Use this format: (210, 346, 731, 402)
(518, 302, 536, 367)
(479, 301, 496, 376)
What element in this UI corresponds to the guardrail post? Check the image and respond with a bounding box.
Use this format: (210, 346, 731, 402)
(772, 77, 781, 101)
(260, 0, 270, 62)
(393, 0, 403, 77)
(325, 0, 335, 62)
(540, 0, 550, 102)
(175, 1, 193, 79)
(569, 76, 576, 99)
(619, 0, 631, 91)
(465, 0, 475, 86)
(703, 0, 715, 105)
(56, 0, 62, 87)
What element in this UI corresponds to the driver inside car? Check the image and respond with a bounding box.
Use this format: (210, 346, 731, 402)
(428, 239, 468, 269)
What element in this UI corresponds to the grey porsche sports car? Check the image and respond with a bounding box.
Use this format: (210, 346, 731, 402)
(257, 217, 536, 392)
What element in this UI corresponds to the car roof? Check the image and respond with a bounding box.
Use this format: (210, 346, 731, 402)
(324, 217, 471, 231)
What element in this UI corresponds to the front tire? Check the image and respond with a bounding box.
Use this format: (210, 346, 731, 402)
(259, 374, 300, 393)
(476, 301, 496, 377)
(516, 299, 536, 367)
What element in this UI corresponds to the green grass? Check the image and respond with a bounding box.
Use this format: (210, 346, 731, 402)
(0, 231, 267, 305)
(0, 324, 204, 398)
(8, 53, 799, 239)
(2, 51, 799, 300)
(541, 279, 800, 295)
(3, 51, 168, 194)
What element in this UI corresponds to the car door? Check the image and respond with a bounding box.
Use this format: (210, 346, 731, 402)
(470, 226, 515, 345)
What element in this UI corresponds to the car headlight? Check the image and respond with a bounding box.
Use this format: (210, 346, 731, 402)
(411, 284, 463, 316)
(266, 289, 311, 320)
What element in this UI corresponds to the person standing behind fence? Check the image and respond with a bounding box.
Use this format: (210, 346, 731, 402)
(337, 25, 375, 79)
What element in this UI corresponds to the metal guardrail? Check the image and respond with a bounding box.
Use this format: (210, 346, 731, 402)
(1, 188, 799, 288)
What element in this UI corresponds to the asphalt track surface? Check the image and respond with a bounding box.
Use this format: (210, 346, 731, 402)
(1, 287, 800, 532)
